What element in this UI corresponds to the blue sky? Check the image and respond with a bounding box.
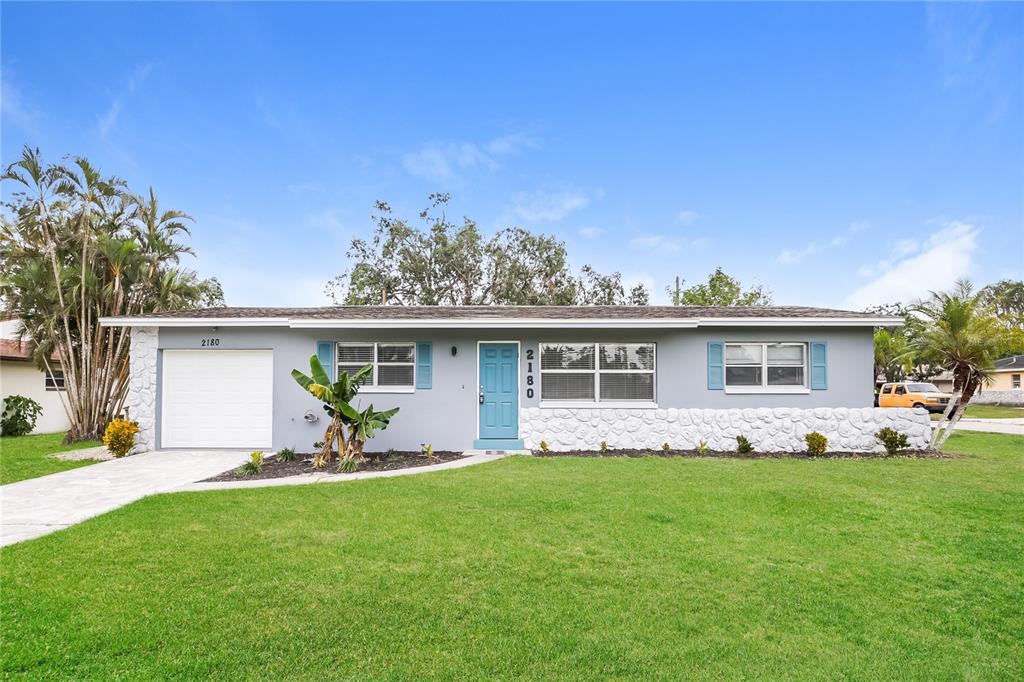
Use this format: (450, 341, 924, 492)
(2, 2, 1021, 309)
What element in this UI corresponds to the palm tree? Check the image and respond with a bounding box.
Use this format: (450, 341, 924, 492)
(1, 146, 222, 441)
(914, 280, 1000, 449)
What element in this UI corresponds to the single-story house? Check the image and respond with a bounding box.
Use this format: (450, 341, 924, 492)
(930, 356, 1023, 405)
(100, 305, 932, 453)
(0, 318, 70, 435)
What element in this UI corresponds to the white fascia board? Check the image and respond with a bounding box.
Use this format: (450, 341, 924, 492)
(98, 317, 290, 328)
(287, 318, 701, 329)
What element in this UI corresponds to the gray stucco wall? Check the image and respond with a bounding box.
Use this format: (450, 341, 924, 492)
(153, 325, 874, 452)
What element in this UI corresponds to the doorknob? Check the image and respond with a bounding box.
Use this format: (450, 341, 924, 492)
(479, 392, 485, 404)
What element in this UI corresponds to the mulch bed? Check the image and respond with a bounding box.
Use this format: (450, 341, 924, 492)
(204, 450, 466, 482)
(534, 448, 951, 460)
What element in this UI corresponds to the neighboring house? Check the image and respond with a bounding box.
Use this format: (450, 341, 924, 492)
(929, 356, 1023, 405)
(0, 319, 71, 434)
(100, 305, 931, 453)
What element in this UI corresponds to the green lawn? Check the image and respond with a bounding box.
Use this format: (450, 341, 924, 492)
(930, 404, 1024, 420)
(0, 432, 102, 485)
(2, 431, 1022, 679)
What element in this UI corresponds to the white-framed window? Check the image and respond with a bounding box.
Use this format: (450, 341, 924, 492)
(725, 342, 807, 393)
(1013, 374, 1021, 390)
(337, 342, 415, 391)
(45, 368, 65, 391)
(540, 342, 656, 404)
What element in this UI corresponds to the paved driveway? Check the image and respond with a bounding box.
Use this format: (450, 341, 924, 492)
(0, 450, 247, 547)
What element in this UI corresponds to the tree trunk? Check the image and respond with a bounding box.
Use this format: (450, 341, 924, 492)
(930, 390, 962, 449)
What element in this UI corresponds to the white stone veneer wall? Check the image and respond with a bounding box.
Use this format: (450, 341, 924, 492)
(520, 407, 932, 453)
(124, 326, 158, 453)
(970, 390, 1024, 406)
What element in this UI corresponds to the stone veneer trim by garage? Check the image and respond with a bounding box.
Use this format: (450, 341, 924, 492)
(125, 326, 158, 453)
(520, 406, 932, 453)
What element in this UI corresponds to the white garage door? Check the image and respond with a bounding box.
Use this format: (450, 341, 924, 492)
(161, 350, 273, 448)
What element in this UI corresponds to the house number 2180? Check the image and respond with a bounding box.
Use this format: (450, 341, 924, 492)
(201, 338, 221, 347)
(525, 349, 535, 399)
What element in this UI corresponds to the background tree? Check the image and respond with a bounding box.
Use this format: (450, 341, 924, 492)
(1, 147, 223, 441)
(978, 279, 1024, 356)
(914, 280, 1001, 449)
(873, 328, 913, 382)
(326, 194, 648, 306)
(666, 268, 773, 306)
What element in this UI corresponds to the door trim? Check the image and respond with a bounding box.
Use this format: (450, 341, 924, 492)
(475, 340, 521, 444)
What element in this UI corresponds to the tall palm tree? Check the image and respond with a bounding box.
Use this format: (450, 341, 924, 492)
(914, 280, 1000, 449)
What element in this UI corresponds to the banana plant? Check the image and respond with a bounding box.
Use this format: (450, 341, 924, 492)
(291, 356, 371, 468)
(346, 405, 400, 460)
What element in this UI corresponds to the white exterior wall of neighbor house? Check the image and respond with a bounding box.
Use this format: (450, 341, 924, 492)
(0, 360, 71, 434)
(113, 322, 927, 453)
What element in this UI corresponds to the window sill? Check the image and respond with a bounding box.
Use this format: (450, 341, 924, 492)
(539, 401, 658, 409)
(358, 387, 415, 394)
(724, 386, 810, 395)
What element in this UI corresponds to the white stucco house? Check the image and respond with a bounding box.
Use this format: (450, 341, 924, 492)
(0, 318, 70, 435)
(100, 305, 933, 453)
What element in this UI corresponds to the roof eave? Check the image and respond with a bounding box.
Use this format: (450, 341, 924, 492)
(100, 315, 902, 329)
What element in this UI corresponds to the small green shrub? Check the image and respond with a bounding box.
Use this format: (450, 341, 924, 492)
(599, 440, 609, 453)
(805, 432, 828, 457)
(276, 447, 297, 462)
(237, 451, 264, 476)
(539, 440, 550, 453)
(875, 427, 910, 456)
(103, 418, 140, 458)
(662, 442, 671, 453)
(1, 395, 43, 437)
(696, 439, 709, 454)
(736, 435, 753, 454)
(337, 456, 358, 473)
(421, 443, 434, 458)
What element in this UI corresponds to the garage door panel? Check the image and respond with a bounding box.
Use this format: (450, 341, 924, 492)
(161, 350, 273, 448)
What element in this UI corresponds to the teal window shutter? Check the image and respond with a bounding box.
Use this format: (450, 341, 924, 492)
(707, 341, 724, 390)
(317, 341, 334, 381)
(416, 342, 432, 389)
(810, 341, 828, 390)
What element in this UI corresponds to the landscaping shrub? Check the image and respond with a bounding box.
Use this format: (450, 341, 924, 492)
(662, 442, 671, 453)
(421, 443, 434, 458)
(696, 439, 709, 454)
(599, 440, 609, 453)
(805, 431, 828, 457)
(539, 440, 550, 453)
(237, 451, 264, 476)
(1, 395, 43, 437)
(102, 418, 139, 458)
(277, 447, 297, 462)
(736, 435, 753, 454)
(875, 427, 910, 456)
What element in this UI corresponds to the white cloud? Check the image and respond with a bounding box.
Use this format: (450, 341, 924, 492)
(846, 221, 980, 309)
(512, 190, 591, 223)
(97, 63, 154, 138)
(892, 238, 919, 258)
(629, 234, 682, 252)
(777, 220, 871, 264)
(777, 243, 819, 265)
(675, 210, 700, 226)
(578, 226, 605, 238)
(305, 208, 345, 231)
(1, 69, 38, 131)
(403, 132, 541, 183)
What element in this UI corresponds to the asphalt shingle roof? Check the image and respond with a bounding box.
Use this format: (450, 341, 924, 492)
(122, 305, 888, 321)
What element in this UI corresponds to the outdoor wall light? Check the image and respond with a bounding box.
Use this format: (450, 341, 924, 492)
(451, 345, 458, 357)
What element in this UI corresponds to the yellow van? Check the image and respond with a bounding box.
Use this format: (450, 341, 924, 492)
(878, 382, 952, 413)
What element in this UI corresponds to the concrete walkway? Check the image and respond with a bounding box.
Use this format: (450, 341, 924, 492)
(177, 453, 507, 492)
(0, 450, 247, 547)
(947, 418, 1024, 436)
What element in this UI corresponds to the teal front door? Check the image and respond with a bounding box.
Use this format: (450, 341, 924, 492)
(478, 343, 519, 442)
